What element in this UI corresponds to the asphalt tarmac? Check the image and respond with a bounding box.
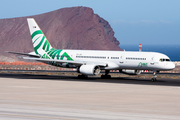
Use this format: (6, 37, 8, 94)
(0, 73, 180, 120)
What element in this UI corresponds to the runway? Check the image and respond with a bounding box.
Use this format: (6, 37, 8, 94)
(0, 73, 180, 119)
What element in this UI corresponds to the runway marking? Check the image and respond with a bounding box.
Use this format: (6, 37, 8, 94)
(0, 113, 59, 119)
(12, 85, 40, 88)
(0, 107, 180, 120)
(1, 102, 180, 117)
(0, 113, 78, 120)
(1, 86, 180, 95)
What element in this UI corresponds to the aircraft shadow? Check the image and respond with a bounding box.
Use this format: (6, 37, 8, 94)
(0, 73, 180, 87)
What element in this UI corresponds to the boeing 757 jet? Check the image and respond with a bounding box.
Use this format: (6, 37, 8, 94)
(7, 18, 175, 81)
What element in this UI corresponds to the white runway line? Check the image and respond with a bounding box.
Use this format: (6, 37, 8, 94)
(0, 104, 180, 120)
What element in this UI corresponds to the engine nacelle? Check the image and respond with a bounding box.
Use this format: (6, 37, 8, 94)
(119, 69, 141, 75)
(79, 65, 101, 75)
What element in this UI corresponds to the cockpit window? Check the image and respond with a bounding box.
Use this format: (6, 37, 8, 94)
(159, 59, 170, 62)
(166, 59, 170, 61)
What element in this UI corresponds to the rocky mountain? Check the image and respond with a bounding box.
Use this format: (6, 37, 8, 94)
(0, 6, 122, 61)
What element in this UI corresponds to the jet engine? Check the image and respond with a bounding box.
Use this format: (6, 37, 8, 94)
(78, 65, 101, 75)
(119, 69, 141, 75)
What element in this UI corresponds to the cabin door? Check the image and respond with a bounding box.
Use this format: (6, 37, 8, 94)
(120, 55, 124, 64)
(150, 57, 155, 65)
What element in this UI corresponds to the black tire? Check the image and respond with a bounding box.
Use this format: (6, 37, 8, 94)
(78, 75, 88, 79)
(151, 78, 157, 82)
(101, 75, 111, 79)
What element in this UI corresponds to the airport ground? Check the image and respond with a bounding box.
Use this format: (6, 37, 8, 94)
(0, 73, 180, 120)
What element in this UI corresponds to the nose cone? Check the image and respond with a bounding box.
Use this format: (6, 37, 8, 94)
(160, 62, 175, 71)
(169, 62, 175, 70)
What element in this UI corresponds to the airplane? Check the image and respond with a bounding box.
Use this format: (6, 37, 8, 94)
(7, 18, 175, 81)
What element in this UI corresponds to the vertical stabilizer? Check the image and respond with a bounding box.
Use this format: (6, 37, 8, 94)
(27, 18, 73, 61)
(27, 18, 52, 56)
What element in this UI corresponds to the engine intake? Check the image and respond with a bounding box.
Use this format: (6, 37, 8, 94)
(79, 65, 101, 75)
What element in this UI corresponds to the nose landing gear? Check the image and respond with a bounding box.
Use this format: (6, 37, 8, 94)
(151, 71, 158, 82)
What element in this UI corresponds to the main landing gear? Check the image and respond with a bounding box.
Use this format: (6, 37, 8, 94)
(78, 74, 88, 79)
(101, 70, 111, 79)
(151, 71, 157, 82)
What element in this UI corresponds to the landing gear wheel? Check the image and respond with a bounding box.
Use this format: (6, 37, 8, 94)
(78, 75, 88, 79)
(151, 78, 157, 82)
(101, 70, 111, 79)
(151, 71, 157, 82)
(105, 70, 110, 76)
(101, 75, 111, 79)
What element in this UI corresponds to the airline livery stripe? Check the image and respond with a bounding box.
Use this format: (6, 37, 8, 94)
(43, 40, 50, 52)
(31, 30, 43, 39)
(34, 35, 45, 54)
(33, 36, 41, 44)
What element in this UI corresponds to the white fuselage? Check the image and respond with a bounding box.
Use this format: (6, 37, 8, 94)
(26, 18, 175, 73)
(58, 49, 175, 71)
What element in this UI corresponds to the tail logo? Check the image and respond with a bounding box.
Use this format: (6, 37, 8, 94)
(31, 30, 73, 61)
(28, 18, 73, 61)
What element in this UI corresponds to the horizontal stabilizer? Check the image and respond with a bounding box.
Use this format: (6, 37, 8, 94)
(5, 51, 40, 58)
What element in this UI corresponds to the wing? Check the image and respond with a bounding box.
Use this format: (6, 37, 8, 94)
(23, 57, 107, 67)
(6, 51, 107, 66)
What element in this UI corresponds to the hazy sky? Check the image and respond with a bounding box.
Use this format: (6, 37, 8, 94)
(0, 0, 180, 45)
